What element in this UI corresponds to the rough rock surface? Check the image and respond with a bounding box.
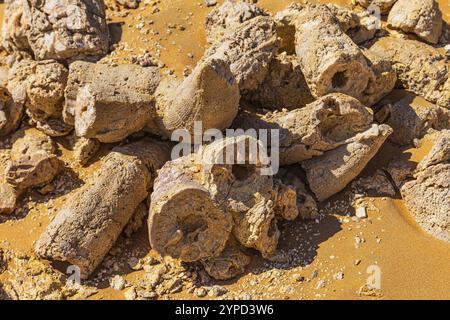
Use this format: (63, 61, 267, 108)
(0, 69, 23, 137)
(201, 238, 251, 280)
(6, 128, 61, 191)
(7, 59, 68, 123)
(149, 136, 298, 266)
(294, 4, 371, 99)
(391, 131, 450, 242)
(205, 0, 268, 44)
(2, 0, 110, 61)
(152, 57, 239, 138)
(65, 61, 160, 142)
(302, 124, 393, 201)
(370, 36, 449, 109)
(244, 53, 314, 110)
(355, 0, 398, 14)
(233, 93, 374, 165)
(360, 49, 397, 106)
(387, 0, 443, 44)
(34, 139, 171, 278)
(72, 136, 100, 165)
(204, 16, 279, 93)
(375, 97, 450, 145)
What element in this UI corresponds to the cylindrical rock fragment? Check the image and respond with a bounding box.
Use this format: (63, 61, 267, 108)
(302, 124, 393, 201)
(204, 16, 279, 93)
(233, 93, 374, 165)
(369, 36, 449, 108)
(387, 0, 443, 44)
(65, 61, 160, 142)
(34, 138, 171, 278)
(294, 4, 372, 99)
(152, 57, 240, 138)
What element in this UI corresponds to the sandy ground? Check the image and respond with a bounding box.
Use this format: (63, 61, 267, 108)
(0, 0, 449, 300)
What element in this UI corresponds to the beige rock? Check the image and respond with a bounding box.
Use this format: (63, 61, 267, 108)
(152, 57, 239, 138)
(370, 36, 449, 108)
(149, 136, 298, 262)
(0, 78, 23, 137)
(7, 59, 68, 123)
(0, 182, 20, 215)
(396, 131, 450, 242)
(72, 137, 100, 166)
(65, 61, 160, 142)
(375, 96, 449, 145)
(355, 0, 398, 14)
(302, 124, 393, 201)
(274, 2, 304, 54)
(0, 0, 32, 54)
(204, 16, 279, 93)
(387, 0, 443, 44)
(294, 4, 371, 99)
(360, 49, 397, 106)
(233, 93, 374, 165)
(201, 238, 251, 280)
(244, 53, 314, 110)
(6, 128, 61, 190)
(205, 0, 268, 44)
(34, 138, 171, 278)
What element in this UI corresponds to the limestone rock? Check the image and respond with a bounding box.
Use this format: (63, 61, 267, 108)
(355, 0, 398, 14)
(387, 0, 443, 44)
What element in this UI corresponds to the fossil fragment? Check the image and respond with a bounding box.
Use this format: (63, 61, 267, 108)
(390, 131, 450, 242)
(34, 138, 171, 278)
(244, 53, 314, 110)
(149, 135, 298, 263)
(387, 0, 443, 44)
(233, 93, 374, 166)
(205, 0, 268, 44)
(204, 16, 279, 93)
(369, 36, 449, 108)
(302, 124, 393, 201)
(294, 4, 371, 99)
(152, 57, 239, 138)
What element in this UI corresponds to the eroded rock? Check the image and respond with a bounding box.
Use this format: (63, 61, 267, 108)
(370, 36, 449, 109)
(233, 93, 374, 165)
(387, 0, 443, 44)
(392, 131, 450, 242)
(355, 0, 398, 14)
(302, 124, 393, 201)
(244, 53, 314, 110)
(152, 57, 239, 138)
(204, 16, 279, 93)
(294, 4, 371, 99)
(205, 0, 268, 44)
(0, 70, 23, 137)
(34, 138, 171, 279)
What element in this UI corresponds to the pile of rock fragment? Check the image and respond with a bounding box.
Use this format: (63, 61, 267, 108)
(0, 0, 449, 282)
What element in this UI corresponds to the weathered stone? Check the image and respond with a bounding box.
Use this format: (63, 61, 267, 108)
(244, 53, 314, 110)
(387, 0, 443, 44)
(6, 128, 61, 190)
(302, 124, 393, 201)
(294, 4, 371, 99)
(205, 16, 279, 93)
(201, 238, 251, 280)
(205, 0, 268, 44)
(0, 182, 20, 215)
(1, 0, 32, 54)
(0, 72, 23, 137)
(34, 138, 171, 278)
(375, 96, 449, 145)
(152, 57, 239, 138)
(369, 36, 449, 108)
(7, 59, 68, 123)
(65, 61, 160, 142)
(355, 0, 398, 14)
(72, 136, 100, 166)
(233, 93, 374, 165)
(395, 131, 450, 242)
(360, 49, 397, 106)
